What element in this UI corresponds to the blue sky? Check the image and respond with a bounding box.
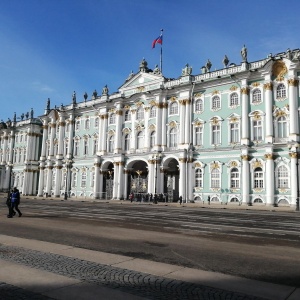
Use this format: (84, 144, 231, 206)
(0, 0, 299, 121)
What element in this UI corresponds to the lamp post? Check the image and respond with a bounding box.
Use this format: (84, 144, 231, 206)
(64, 160, 71, 200)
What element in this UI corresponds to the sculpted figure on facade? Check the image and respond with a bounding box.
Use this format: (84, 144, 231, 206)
(182, 63, 192, 76)
(72, 91, 76, 104)
(241, 45, 247, 62)
(205, 59, 212, 72)
(102, 85, 109, 96)
(222, 55, 229, 68)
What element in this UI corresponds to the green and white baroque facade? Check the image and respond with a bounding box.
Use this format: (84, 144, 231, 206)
(1, 48, 300, 207)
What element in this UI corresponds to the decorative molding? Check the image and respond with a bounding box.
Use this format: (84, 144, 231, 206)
(264, 153, 273, 160)
(241, 155, 249, 161)
(289, 152, 298, 159)
(288, 78, 299, 87)
(230, 85, 238, 91)
(263, 82, 273, 90)
(212, 90, 219, 95)
(241, 87, 249, 95)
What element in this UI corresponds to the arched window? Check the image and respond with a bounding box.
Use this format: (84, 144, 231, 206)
(93, 139, 98, 155)
(136, 107, 144, 120)
(137, 131, 144, 149)
(85, 119, 90, 129)
(277, 165, 289, 188)
(83, 139, 88, 155)
(75, 120, 80, 131)
(124, 134, 130, 151)
(211, 168, 220, 188)
(108, 135, 114, 152)
(150, 131, 156, 148)
(252, 89, 262, 103)
(230, 167, 239, 188)
(169, 127, 178, 147)
(95, 117, 99, 128)
(211, 96, 220, 110)
(109, 113, 116, 124)
(195, 99, 203, 112)
(276, 84, 286, 98)
(169, 102, 178, 115)
(74, 140, 79, 156)
(150, 106, 156, 118)
(277, 116, 287, 138)
(195, 169, 203, 188)
(254, 167, 263, 188)
(124, 110, 131, 121)
(72, 172, 77, 187)
(230, 93, 239, 106)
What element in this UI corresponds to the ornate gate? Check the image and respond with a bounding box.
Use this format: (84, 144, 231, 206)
(167, 177, 174, 202)
(105, 178, 113, 199)
(130, 176, 148, 194)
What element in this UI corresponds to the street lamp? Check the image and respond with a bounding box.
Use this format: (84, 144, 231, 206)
(288, 143, 300, 211)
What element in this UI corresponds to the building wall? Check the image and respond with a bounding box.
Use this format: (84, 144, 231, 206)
(1, 48, 300, 207)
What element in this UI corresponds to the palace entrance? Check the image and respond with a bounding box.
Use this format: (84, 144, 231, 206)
(163, 158, 179, 202)
(128, 161, 148, 198)
(103, 162, 114, 199)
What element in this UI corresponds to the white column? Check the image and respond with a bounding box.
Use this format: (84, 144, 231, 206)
(147, 159, 155, 193)
(288, 78, 299, 141)
(40, 120, 49, 159)
(179, 158, 187, 200)
(161, 101, 167, 150)
(114, 104, 123, 153)
(2, 133, 8, 163)
(54, 166, 62, 197)
(264, 81, 273, 143)
(130, 111, 136, 150)
(38, 166, 45, 196)
(94, 158, 101, 199)
(144, 107, 150, 149)
(179, 100, 186, 145)
(101, 114, 108, 153)
(155, 102, 163, 149)
(49, 120, 56, 158)
(241, 86, 250, 145)
(45, 166, 53, 196)
(290, 152, 298, 206)
(187, 160, 194, 201)
(184, 99, 192, 145)
(67, 118, 75, 158)
(57, 116, 65, 158)
(117, 162, 124, 199)
(241, 155, 250, 205)
(265, 153, 274, 205)
(124, 170, 129, 199)
(112, 162, 118, 199)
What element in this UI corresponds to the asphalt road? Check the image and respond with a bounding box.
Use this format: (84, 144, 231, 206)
(1, 198, 300, 288)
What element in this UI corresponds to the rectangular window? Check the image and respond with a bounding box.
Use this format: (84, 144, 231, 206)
(195, 127, 203, 146)
(230, 123, 239, 143)
(253, 120, 262, 141)
(212, 125, 220, 145)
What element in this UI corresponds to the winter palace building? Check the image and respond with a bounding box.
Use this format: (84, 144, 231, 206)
(1, 47, 300, 208)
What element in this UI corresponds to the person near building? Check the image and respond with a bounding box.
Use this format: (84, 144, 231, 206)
(7, 187, 22, 218)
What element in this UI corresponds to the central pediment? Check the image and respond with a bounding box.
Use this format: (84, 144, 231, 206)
(119, 71, 165, 97)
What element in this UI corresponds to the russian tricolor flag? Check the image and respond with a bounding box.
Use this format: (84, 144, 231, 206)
(152, 34, 163, 48)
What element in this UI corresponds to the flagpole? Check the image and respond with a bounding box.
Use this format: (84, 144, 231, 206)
(160, 29, 163, 73)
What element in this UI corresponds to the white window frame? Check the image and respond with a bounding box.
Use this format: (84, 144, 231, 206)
(169, 102, 178, 115)
(211, 96, 220, 110)
(229, 92, 239, 107)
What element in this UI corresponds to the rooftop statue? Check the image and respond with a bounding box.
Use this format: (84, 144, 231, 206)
(241, 45, 247, 62)
(206, 59, 212, 72)
(153, 64, 161, 75)
(102, 85, 109, 96)
(182, 63, 192, 76)
(139, 58, 148, 72)
(30, 108, 34, 119)
(222, 55, 229, 68)
(46, 98, 50, 110)
(84, 92, 88, 102)
(93, 89, 98, 99)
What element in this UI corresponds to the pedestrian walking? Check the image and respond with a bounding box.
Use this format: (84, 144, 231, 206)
(6, 189, 16, 216)
(179, 196, 182, 205)
(7, 187, 22, 218)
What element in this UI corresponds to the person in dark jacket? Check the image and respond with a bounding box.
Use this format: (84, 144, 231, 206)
(6, 189, 16, 216)
(7, 187, 22, 218)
